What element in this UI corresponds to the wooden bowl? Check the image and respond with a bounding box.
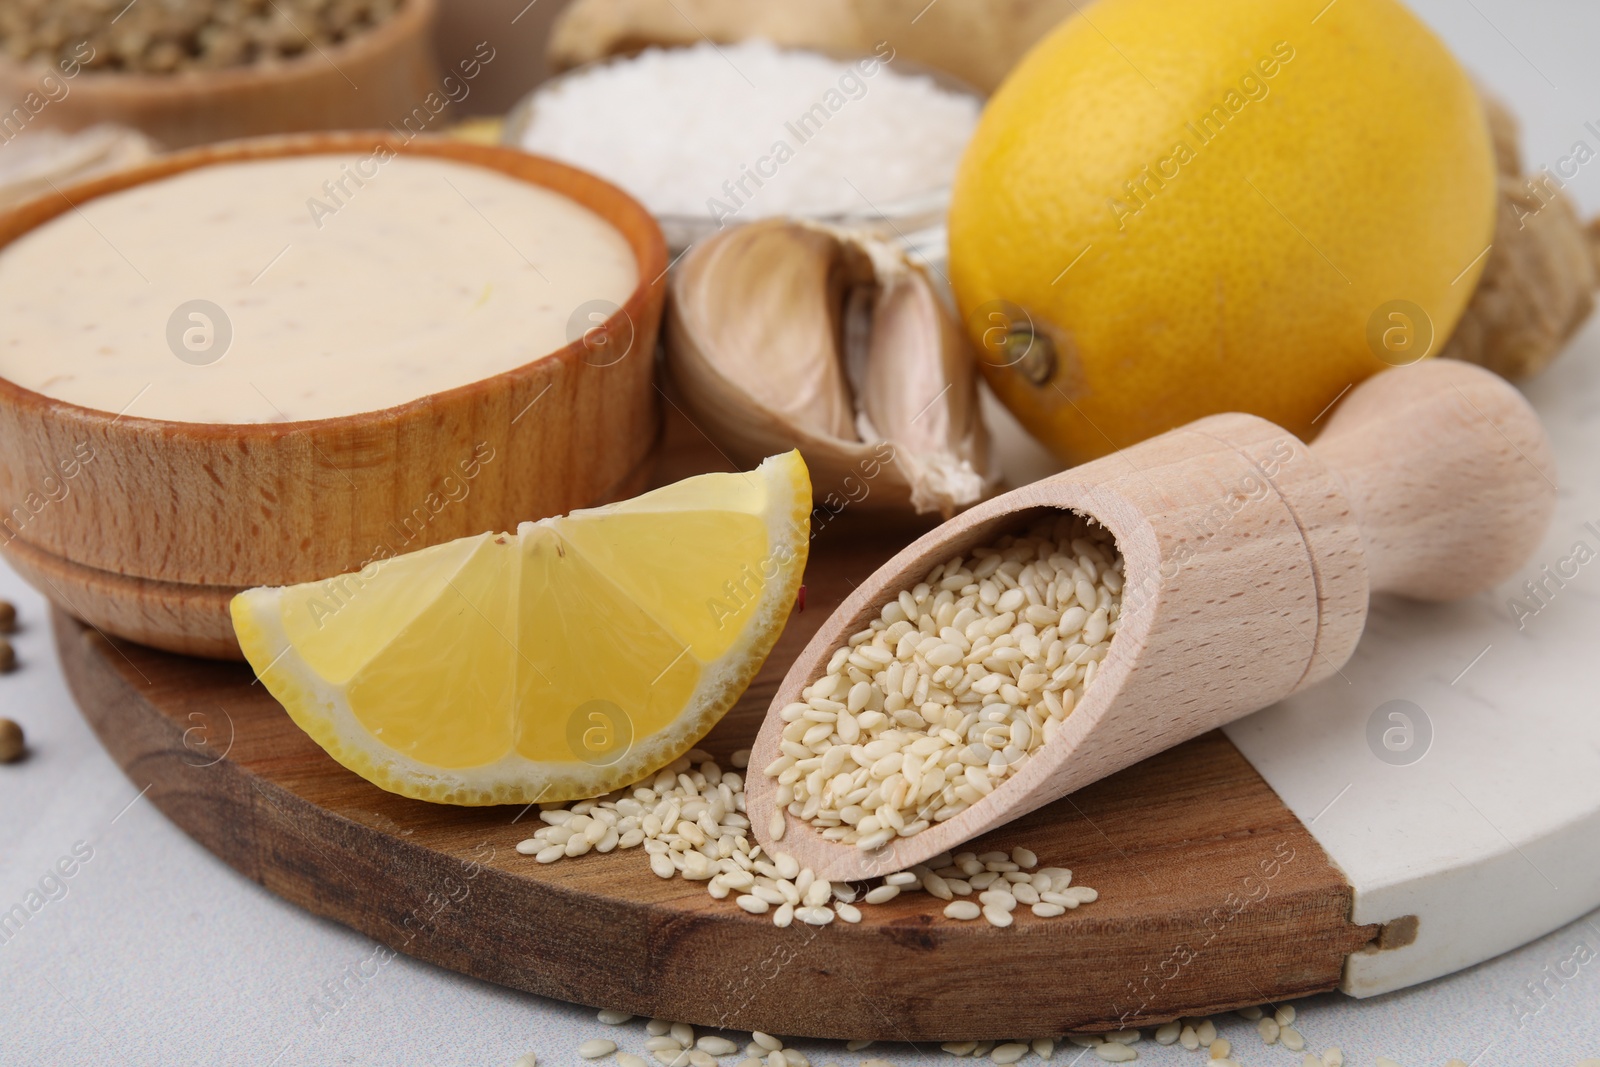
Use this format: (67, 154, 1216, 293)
(0, 132, 667, 659)
(0, 0, 439, 149)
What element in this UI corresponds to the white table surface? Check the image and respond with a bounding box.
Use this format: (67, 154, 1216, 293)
(5, 0, 1600, 1063)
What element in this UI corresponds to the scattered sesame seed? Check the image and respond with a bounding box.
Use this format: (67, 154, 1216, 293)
(990, 1043, 1029, 1064)
(1259, 1016, 1281, 1044)
(1281, 1025, 1306, 1052)
(516, 750, 1096, 932)
(753, 1032, 783, 1052)
(1093, 1042, 1136, 1062)
(1154, 1022, 1180, 1046)
(1209, 1038, 1231, 1059)
(699, 1037, 739, 1056)
(578, 1039, 617, 1059)
(619, 1056, 649, 1067)
(598, 1010, 635, 1025)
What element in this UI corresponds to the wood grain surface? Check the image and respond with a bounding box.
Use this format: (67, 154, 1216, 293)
(54, 409, 1382, 1039)
(0, 132, 667, 659)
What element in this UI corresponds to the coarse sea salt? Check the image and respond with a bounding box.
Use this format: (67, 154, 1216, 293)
(519, 40, 980, 222)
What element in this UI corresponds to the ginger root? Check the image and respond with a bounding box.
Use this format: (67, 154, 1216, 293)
(1436, 91, 1600, 379)
(547, 1, 1599, 380)
(546, 0, 1075, 93)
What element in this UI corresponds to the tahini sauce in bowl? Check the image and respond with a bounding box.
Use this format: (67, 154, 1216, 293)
(0, 153, 638, 423)
(0, 135, 667, 658)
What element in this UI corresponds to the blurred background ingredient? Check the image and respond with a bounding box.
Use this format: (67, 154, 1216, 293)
(511, 40, 979, 251)
(0, 0, 402, 73)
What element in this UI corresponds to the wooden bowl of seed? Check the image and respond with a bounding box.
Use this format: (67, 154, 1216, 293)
(0, 0, 440, 149)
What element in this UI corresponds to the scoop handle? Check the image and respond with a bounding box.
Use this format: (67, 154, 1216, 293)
(1309, 359, 1557, 601)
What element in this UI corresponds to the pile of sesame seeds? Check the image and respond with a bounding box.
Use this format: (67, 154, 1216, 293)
(762, 518, 1123, 851)
(514, 748, 1098, 931)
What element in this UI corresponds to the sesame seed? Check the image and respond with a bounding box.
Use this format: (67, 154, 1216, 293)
(647, 1020, 672, 1036)
(752, 1033, 783, 1052)
(513, 1055, 537, 1067)
(598, 1010, 634, 1025)
(1281, 1026, 1306, 1052)
(1030, 1038, 1054, 1059)
(578, 1039, 617, 1059)
(981, 905, 1013, 927)
(671, 1023, 695, 1048)
(698, 1038, 739, 1056)
(765, 520, 1123, 847)
(618, 1056, 648, 1067)
(645, 1037, 683, 1051)
(942, 1042, 978, 1056)
(944, 900, 981, 920)
(1276, 1004, 1297, 1025)
(1209, 1038, 1230, 1058)
(1259, 1017, 1281, 1044)
(1154, 1023, 1180, 1045)
(1093, 1043, 1136, 1062)
(990, 1043, 1029, 1063)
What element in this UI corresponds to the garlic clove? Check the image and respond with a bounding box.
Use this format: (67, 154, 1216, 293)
(671, 221, 858, 440)
(854, 254, 991, 515)
(666, 219, 997, 517)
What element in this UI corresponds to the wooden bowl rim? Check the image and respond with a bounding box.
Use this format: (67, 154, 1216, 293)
(0, 0, 437, 97)
(0, 130, 668, 441)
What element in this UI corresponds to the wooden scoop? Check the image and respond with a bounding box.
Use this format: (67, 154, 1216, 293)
(747, 359, 1558, 883)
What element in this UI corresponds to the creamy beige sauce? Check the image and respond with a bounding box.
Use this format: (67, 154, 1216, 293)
(0, 154, 639, 423)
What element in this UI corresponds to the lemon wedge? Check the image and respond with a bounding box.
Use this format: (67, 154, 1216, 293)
(232, 452, 811, 805)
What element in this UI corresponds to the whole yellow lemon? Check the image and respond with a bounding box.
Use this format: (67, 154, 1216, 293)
(949, 0, 1496, 464)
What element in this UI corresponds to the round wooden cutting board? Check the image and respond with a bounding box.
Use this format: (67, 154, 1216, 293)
(53, 366, 1600, 1039)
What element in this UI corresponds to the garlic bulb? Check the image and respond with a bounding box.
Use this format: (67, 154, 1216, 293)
(665, 219, 997, 516)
